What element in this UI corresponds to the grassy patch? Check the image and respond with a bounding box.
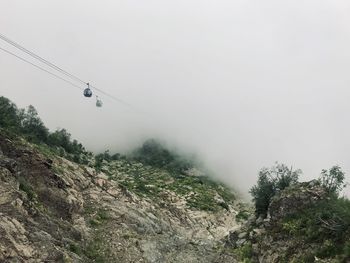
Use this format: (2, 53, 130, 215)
(233, 242, 254, 263)
(89, 219, 101, 227)
(87, 208, 110, 227)
(84, 236, 108, 263)
(280, 197, 350, 261)
(18, 177, 36, 201)
(236, 210, 250, 222)
(186, 190, 219, 212)
(68, 242, 82, 255)
(97, 209, 109, 221)
(108, 161, 236, 212)
(52, 164, 65, 175)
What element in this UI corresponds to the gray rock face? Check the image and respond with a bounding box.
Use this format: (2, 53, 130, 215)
(0, 132, 240, 263)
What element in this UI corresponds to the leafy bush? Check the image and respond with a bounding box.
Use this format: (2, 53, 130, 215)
(84, 236, 108, 263)
(234, 242, 254, 263)
(69, 242, 82, 255)
(18, 177, 36, 201)
(250, 163, 300, 217)
(319, 166, 346, 196)
(236, 210, 250, 222)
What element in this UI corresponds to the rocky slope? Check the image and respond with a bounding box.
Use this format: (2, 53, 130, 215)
(224, 181, 350, 263)
(2, 129, 348, 263)
(0, 131, 244, 263)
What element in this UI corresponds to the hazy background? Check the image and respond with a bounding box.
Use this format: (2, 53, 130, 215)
(1, 0, 350, 197)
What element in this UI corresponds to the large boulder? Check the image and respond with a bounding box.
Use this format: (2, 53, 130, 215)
(268, 180, 328, 221)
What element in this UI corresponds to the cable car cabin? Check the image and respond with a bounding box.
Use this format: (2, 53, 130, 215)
(83, 88, 92, 97)
(96, 98, 103, 107)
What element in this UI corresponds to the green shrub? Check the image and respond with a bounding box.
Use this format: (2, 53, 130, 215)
(236, 210, 250, 222)
(84, 237, 107, 263)
(341, 241, 350, 260)
(319, 166, 346, 196)
(89, 219, 101, 226)
(316, 239, 338, 258)
(281, 197, 350, 260)
(281, 220, 302, 235)
(69, 242, 82, 255)
(250, 163, 300, 217)
(187, 191, 218, 212)
(18, 178, 36, 201)
(97, 209, 109, 221)
(234, 242, 254, 263)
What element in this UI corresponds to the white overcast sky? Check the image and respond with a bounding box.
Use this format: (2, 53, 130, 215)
(1, 0, 350, 197)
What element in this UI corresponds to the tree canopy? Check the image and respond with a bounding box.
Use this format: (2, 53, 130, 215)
(0, 96, 89, 164)
(250, 163, 301, 217)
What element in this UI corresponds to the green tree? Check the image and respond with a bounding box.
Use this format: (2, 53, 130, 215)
(21, 105, 49, 143)
(250, 163, 300, 218)
(48, 129, 89, 163)
(48, 129, 72, 151)
(0, 96, 21, 132)
(319, 166, 346, 196)
(0, 96, 90, 164)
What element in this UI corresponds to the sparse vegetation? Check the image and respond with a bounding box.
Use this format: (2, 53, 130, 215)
(18, 177, 37, 201)
(233, 242, 254, 263)
(129, 139, 194, 175)
(87, 208, 110, 227)
(116, 164, 235, 212)
(68, 242, 82, 256)
(84, 236, 108, 263)
(280, 196, 350, 261)
(236, 210, 250, 222)
(92, 139, 236, 212)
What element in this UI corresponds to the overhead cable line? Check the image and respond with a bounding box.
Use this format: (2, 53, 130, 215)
(0, 33, 86, 84)
(0, 46, 83, 92)
(0, 33, 133, 108)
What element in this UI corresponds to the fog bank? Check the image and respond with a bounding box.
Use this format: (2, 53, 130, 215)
(1, 0, 350, 196)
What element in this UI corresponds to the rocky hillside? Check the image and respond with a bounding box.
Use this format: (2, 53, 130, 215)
(0, 129, 246, 263)
(1, 96, 349, 263)
(224, 181, 350, 263)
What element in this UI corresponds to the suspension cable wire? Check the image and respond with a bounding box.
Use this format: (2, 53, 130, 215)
(0, 33, 86, 84)
(0, 33, 133, 108)
(88, 85, 133, 107)
(0, 46, 83, 92)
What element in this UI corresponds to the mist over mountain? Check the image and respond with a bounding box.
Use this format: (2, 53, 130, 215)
(1, 95, 349, 262)
(1, 0, 350, 197)
(1, 1, 350, 262)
